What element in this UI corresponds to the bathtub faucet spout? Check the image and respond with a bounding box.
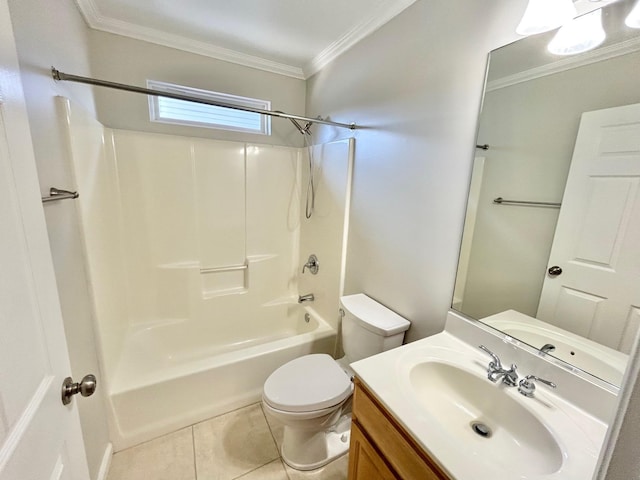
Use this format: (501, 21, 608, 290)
(298, 293, 315, 303)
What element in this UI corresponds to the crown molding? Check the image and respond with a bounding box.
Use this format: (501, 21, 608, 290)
(486, 35, 640, 92)
(74, 0, 306, 79)
(303, 0, 417, 78)
(75, 0, 416, 81)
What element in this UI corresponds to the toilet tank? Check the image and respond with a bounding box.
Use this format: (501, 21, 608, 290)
(340, 293, 410, 363)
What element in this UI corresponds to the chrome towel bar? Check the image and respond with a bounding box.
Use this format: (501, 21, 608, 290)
(42, 187, 79, 203)
(493, 197, 561, 208)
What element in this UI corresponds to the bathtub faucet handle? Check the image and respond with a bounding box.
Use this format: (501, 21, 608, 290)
(302, 254, 319, 275)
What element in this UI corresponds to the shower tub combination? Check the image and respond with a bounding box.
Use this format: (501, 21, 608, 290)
(61, 97, 354, 450)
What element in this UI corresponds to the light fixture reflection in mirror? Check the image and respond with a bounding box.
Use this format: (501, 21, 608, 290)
(626, 0, 640, 27)
(548, 9, 607, 55)
(516, 0, 577, 36)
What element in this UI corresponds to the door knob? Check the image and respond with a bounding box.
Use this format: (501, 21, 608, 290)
(62, 374, 97, 405)
(548, 265, 563, 276)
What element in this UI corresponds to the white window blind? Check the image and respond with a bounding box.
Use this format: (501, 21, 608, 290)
(147, 80, 271, 135)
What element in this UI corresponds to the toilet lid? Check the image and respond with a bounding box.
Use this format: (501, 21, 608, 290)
(263, 354, 352, 412)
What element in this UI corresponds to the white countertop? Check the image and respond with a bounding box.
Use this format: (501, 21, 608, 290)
(351, 331, 609, 480)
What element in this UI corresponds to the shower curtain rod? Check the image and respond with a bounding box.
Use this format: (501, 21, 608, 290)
(51, 68, 357, 131)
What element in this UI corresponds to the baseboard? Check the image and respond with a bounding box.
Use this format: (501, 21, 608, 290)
(95, 442, 113, 480)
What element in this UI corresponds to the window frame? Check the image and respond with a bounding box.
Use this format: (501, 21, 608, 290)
(147, 80, 271, 135)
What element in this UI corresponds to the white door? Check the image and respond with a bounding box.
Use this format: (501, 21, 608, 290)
(537, 103, 640, 353)
(0, 0, 91, 479)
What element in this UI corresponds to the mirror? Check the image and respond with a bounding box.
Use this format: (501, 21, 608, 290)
(453, 0, 640, 387)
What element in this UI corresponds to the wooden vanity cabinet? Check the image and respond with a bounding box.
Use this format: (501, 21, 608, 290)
(348, 378, 452, 480)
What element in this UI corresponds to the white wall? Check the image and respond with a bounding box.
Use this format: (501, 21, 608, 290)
(306, 0, 524, 342)
(88, 30, 307, 147)
(461, 51, 640, 320)
(6, 1, 111, 478)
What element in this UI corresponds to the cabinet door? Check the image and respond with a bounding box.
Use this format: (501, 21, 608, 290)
(348, 422, 398, 480)
(351, 380, 452, 480)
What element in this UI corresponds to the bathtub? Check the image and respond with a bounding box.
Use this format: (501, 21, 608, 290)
(106, 305, 336, 450)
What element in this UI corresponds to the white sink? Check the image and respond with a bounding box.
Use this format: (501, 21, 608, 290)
(409, 361, 562, 476)
(351, 331, 608, 480)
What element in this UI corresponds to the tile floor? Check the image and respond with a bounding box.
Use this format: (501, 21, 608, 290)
(106, 403, 349, 480)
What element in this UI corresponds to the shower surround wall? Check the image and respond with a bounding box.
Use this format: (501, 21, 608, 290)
(114, 131, 301, 333)
(60, 98, 353, 449)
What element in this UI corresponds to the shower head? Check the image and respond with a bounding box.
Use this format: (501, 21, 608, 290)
(289, 118, 312, 135)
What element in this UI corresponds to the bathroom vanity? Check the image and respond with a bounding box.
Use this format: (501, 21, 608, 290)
(347, 312, 615, 480)
(349, 379, 450, 479)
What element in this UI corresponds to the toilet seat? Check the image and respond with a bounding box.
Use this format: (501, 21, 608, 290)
(263, 354, 352, 413)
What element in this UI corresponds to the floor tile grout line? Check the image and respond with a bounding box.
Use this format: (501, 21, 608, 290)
(259, 403, 281, 455)
(259, 404, 292, 479)
(190, 401, 262, 429)
(230, 458, 282, 480)
(191, 426, 197, 480)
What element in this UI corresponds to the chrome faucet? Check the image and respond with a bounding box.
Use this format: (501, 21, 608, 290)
(518, 375, 556, 398)
(298, 293, 315, 303)
(540, 343, 556, 354)
(478, 345, 518, 386)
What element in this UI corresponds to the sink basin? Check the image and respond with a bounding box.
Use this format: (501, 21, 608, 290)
(409, 361, 563, 475)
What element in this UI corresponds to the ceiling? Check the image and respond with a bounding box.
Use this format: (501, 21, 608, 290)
(74, 0, 417, 79)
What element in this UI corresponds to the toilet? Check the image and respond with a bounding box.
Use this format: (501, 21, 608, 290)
(262, 293, 410, 470)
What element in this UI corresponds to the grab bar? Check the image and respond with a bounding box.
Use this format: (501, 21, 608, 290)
(493, 197, 561, 208)
(42, 187, 79, 203)
(200, 264, 248, 274)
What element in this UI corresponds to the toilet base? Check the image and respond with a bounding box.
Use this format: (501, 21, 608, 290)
(281, 414, 352, 471)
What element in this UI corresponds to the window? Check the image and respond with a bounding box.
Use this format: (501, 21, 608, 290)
(147, 80, 271, 135)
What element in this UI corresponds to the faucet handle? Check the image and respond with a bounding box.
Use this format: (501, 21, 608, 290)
(478, 345, 502, 370)
(302, 254, 319, 275)
(518, 375, 556, 398)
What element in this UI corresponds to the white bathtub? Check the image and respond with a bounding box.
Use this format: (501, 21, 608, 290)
(106, 305, 336, 450)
